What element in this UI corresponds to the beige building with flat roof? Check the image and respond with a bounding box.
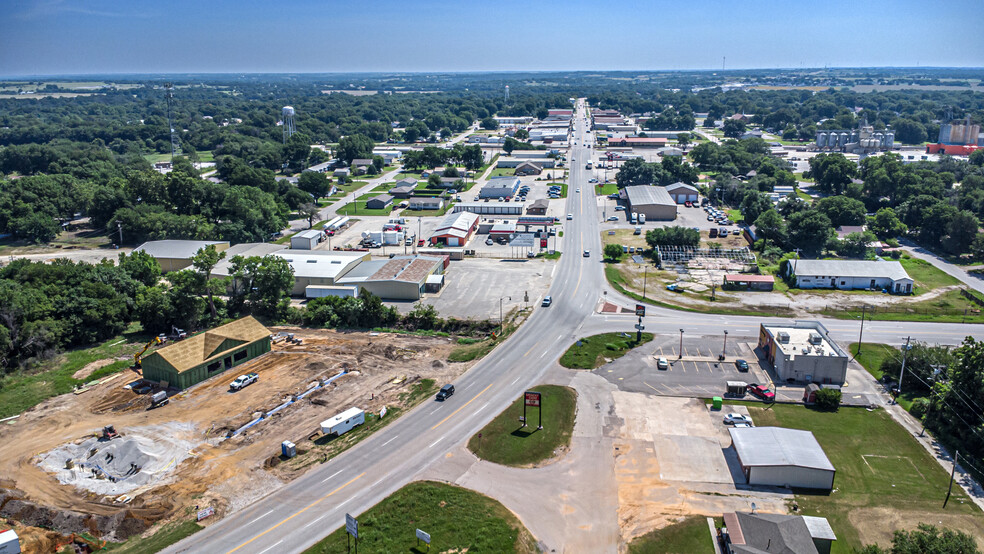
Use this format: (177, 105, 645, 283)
(758, 322, 849, 385)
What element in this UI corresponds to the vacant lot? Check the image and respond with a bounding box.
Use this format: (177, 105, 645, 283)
(749, 404, 981, 552)
(467, 385, 577, 467)
(302, 481, 538, 553)
(628, 516, 714, 554)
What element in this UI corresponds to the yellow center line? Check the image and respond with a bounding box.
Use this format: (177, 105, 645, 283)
(523, 344, 537, 357)
(431, 382, 494, 430)
(226, 472, 366, 554)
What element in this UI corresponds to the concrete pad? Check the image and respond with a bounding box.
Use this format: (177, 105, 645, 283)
(653, 435, 733, 484)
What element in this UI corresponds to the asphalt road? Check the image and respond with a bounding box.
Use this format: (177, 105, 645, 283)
(166, 101, 984, 554)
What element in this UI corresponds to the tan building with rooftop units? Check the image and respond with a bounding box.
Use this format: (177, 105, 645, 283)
(758, 322, 849, 385)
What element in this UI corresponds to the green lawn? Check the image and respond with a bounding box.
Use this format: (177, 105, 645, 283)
(467, 384, 576, 467)
(0, 325, 148, 419)
(335, 201, 396, 216)
(303, 481, 537, 554)
(726, 208, 744, 223)
(750, 404, 981, 553)
(488, 167, 517, 177)
(595, 182, 619, 196)
(559, 332, 654, 369)
(334, 180, 369, 194)
(143, 151, 214, 164)
(628, 516, 714, 554)
(899, 256, 961, 291)
(106, 520, 203, 553)
(848, 342, 896, 381)
(399, 204, 451, 217)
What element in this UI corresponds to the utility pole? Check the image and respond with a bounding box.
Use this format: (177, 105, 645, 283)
(117, 221, 123, 246)
(897, 336, 911, 403)
(943, 451, 958, 508)
(722, 330, 729, 360)
(856, 304, 867, 356)
(679, 329, 684, 359)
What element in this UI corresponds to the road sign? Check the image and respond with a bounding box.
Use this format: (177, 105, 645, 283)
(345, 513, 359, 538)
(635, 324, 645, 330)
(416, 528, 431, 544)
(635, 304, 645, 317)
(525, 391, 541, 407)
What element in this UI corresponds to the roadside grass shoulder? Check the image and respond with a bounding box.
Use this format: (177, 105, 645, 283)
(467, 384, 576, 467)
(628, 516, 715, 554)
(0, 324, 148, 419)
(106, 520, 203, 553)
(448, 320, 519, 363)
(749, 404, 980, 553)
(303, 481, 537, 554)
(596, 183, 618, 196)
(848, 342, 896, 381)
(899, 256, 961, 291)
(559, 332, 654, 369)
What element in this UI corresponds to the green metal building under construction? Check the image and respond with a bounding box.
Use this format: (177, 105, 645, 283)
(141, 316, 272, 389)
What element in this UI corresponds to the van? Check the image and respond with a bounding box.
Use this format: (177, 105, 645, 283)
(639, 214, 646, 224)
(709, 228, 719, 238)
(630, 212, 638, 224)
(633, 226, 642, 235)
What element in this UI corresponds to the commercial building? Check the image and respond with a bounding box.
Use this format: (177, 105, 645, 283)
(480, 177, 521, 199)
(211, 244, 370, 296)
(729, 427, 836, 490)
(430, 211, 479, 246)
(722, 512, 836, 554)
(787, 259, 913, 294)
(495, 156, 556, 169)
(665, 182, 699, 204)
(452, 202, 523, 216)
(623, 185, 678, 220)
(514, 161, 543, 176)
(336, 255, 445, 300)
(290, 229, 323, 250)
(134, 240, 230, 272)
(607, 136, 668, 148)
(526, 198, 549, 215)
(142, 316, 272, 390)
(758, 322, 849, 385)
(723, 274, 775, 291)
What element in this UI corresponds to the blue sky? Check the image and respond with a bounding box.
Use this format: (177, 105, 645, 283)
(1, 0, 981, 76)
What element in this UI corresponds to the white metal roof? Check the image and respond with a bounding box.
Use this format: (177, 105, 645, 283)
(624, 185, 676, 207)
(135, 240, 228, 260)
(321, 407, 364, 428)
(729, 427, 834, 471)
(790, 259, 911, 281)
(293, 229, 322, 240)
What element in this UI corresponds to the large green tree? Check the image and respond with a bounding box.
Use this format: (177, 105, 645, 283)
(336, 134, 375, 165)
(786, 210, 833, 257)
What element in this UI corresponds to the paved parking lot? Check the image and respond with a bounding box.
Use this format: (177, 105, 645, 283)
(594, 333, 771, 399)
(385, 257, 556, 319)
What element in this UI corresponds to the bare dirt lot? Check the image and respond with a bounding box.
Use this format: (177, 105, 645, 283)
(0, 328, 471, 546)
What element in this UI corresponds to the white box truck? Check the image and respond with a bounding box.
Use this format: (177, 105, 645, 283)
(630, 212, 638, 224)
(639, 213, 646, 224)
(320, 407, 365, 437)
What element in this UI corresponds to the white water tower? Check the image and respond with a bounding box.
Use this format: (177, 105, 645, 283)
(282, 106, 296, 144)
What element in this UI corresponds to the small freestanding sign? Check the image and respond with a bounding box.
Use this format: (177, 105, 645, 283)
(416, 528, 431, 549)
(345, 512, 359, 553)
(523, 391, 543, 430)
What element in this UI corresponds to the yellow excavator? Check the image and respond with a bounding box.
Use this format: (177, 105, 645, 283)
(133, 336, 164, 368)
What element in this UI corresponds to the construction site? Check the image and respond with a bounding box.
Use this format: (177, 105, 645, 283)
(656, 246, 758, 288)
(0, 326, 468, 551)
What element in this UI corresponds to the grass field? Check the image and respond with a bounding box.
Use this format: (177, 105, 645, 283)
(596, 182, 619, 196)
(106, 521, 202, 553)
(628, 516, 714, 554)
(899, 256, 961, 291)
(334, 180, 369, 194)
(467, 384, 576, 466)
(143, 151, 214, 164)
(559, 332, 654, 369)
(335, 201, 396, 216)
(848, 342, 897, 381)
(0, 324, 148, 419)
(726, 208, 743, 223)
(750, 404, 981, 553)
(302, 481, 537, 553)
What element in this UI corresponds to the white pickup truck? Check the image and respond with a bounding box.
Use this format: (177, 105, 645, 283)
(230, 373, 258, 391)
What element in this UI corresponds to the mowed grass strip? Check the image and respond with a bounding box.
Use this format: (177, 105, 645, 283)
(106, 520, 203, 553)
(303, 481, 537, 554)
(560, 332, 654, 369)
(848, 342, 897, 381)
(749, 404, 980, 553)
(467, 384, 576, 467)
(628, 516, 715, 554)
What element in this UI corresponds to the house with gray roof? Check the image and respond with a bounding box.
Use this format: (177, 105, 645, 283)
(786, 259, 913, 294)
(723, 511, 836, 554)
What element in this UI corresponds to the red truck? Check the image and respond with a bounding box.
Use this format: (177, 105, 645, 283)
(747, 383, 775, 402)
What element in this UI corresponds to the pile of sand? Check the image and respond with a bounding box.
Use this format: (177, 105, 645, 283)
(38, 422, 198, 496)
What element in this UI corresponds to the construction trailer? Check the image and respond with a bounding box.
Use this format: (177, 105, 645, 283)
(320, 407, 365, 437)
(141, 316, 271, 390)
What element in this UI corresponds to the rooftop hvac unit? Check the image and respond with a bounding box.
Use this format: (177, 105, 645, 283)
(776, 332, 790, 343)
(808, 332, 822, 345)
(802, 347, 810, 354)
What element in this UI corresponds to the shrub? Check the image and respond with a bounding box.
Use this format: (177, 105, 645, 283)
(813, 388, 842, 411)
(910, 397, 931, 419)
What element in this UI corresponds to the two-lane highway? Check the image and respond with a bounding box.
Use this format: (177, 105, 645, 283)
(167, 100, 982, 554)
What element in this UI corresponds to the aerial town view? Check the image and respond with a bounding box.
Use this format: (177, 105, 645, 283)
(1, 1, 984, 553)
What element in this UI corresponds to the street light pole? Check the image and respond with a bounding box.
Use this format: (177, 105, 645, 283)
(679, 329, 684, 359)
(856, 304, 867, 356)
(897, 336, 911, 403)
(722, 330, 729, 360)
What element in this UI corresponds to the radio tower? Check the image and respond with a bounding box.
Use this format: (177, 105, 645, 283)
(164, 83, 181, 160)
(282, 106, 296, 144)
(504, 85, 509, 102)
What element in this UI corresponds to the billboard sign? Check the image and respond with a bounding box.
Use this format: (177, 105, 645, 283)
(524, 391, 541, 407)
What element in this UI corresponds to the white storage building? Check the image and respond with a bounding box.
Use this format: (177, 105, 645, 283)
(787, 259, 913, 294)
(290, 229, 323, 250)
(624, 185, 678, 220)
(729, 427, 835, 490)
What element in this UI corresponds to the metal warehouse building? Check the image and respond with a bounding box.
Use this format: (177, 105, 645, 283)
(623, 185, 678, 220)
(141, 316, 271, 390)
(135, 240, 230, 272)
(210, 243, 370, 296)
(729, 427, 835, 490)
